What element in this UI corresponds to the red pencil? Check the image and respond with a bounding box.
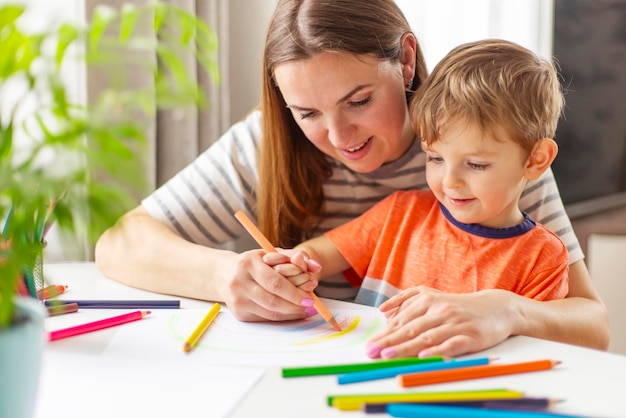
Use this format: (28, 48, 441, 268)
(48, 310, 150, 341)
(399, 359, 561, 387)
(38, 284, 68, 300)
(15, 276, 30, 297)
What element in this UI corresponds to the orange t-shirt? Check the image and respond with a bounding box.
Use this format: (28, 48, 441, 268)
(325, 190, 569, 307)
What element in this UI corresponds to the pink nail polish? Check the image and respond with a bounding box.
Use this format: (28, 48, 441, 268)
(380, 347, 397, 359)
(307, 258, 321, 269)
(365, 342, 382, 358)
(301, 297, 314, 307)
(418, 349, 432, 358)
(305, 306, 317, 317)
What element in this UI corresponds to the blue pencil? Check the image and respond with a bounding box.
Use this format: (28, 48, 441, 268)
(44, 300, 181, 309)
(387, 403, 588, 418)
(337, 357, 492, 385)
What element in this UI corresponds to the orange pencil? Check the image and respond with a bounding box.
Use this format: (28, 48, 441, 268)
(234, 210, 342, 332)
(399, 359, 561, 388)
(37, 284, 68, 300)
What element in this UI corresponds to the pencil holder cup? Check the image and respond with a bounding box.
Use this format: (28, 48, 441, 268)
(0, 296, 46, 418)
(20, 244, 45, 301)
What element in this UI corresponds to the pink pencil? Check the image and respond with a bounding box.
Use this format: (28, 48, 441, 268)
(48, 310, 150, 341)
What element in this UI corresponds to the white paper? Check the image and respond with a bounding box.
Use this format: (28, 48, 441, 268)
(34, 351, 265, 418)
(104, 308, 387, 367)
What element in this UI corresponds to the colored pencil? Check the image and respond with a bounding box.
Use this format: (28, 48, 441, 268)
(37, 284, 68, 300)
(328, 389, 524, 411)
(282, 355, 444, 378)
(47, 302, 79, 317)
(234, 210, 341, 332)
(338, 356, 493, 385)
(48, 310, 150, 341)
(44, 299, 180, 309)
(363, 397, 561, 413)
(399, 359, 561, 388)
(183, 303, 221, 353)
(386, 403, 586, 418)
(15, 276, 30, 297)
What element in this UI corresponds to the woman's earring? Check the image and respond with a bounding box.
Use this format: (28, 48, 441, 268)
(406, 78, 413, 90)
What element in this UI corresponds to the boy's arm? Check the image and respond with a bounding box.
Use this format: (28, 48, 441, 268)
(296, 235, 351, 278)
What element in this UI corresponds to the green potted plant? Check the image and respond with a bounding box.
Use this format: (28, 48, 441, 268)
(0, 3, 219, 417)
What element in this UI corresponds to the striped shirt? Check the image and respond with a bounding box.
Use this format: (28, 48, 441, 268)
(326, 190, 569, 306)
(142, 110, 583, 300)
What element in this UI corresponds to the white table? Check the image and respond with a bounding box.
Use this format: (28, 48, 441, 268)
(36, 262, 626, 418)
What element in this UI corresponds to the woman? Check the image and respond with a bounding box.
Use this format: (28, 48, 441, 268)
(95, 0, 609, 357)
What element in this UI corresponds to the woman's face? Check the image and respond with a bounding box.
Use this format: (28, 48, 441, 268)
(274, 52, 416, 173)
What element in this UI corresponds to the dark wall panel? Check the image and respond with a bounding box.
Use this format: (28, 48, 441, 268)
(552, 0, 626, 204)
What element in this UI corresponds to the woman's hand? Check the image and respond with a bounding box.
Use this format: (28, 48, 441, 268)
(218, 249, 318, 322)
(365, 286, 519, 359)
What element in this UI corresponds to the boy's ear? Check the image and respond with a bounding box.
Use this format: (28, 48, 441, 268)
(525, 138, 558, 180)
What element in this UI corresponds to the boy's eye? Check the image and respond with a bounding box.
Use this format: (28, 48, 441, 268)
(426, 155, 443, 163)
(468, 162, 489, 170)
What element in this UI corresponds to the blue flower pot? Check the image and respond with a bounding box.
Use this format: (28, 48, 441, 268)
(0, 297, 46, 418)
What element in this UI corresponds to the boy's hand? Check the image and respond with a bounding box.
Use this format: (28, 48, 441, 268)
(262, 250, 321, 292)
(365, 286, 515, 359)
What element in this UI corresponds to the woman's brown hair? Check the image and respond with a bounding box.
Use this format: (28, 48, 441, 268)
(258, 0, 427, 247)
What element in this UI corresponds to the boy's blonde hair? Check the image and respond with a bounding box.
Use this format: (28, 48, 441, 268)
(410, 39, 564, 156)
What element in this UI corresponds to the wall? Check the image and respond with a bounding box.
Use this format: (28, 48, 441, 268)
(228, 0, 278, 123)
(551, 0, 626, 205)
(586, 234, 626, 355)
(568, 193, 626, 256)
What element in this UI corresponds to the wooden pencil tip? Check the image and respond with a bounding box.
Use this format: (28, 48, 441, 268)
(141, 310, 151, 317)
(330, 318, 342, 332)
(183, 343, 192, 353)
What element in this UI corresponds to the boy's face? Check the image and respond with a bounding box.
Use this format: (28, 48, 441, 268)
(422, 120, 529, 228)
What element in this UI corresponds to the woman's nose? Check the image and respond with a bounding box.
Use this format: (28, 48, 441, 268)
(327, 115, 355, 148)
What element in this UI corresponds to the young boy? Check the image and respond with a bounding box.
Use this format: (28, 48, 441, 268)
(267, 39, 569, 355)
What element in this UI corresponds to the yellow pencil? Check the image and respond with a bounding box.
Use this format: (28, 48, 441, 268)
(183, 303, 221, 353)
(234, 210, 342, 332)
(329, 389, 525, 411)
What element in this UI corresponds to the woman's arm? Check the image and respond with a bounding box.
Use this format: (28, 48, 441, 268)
(95, 206, 314, 322)
(512, 259, 609, 349)
(366, 259, 609, 359)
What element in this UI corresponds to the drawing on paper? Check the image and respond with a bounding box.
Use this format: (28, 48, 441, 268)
(167, 309, 384, 355)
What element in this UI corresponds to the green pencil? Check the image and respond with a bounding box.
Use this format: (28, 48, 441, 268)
(281, 356, 444, 378)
